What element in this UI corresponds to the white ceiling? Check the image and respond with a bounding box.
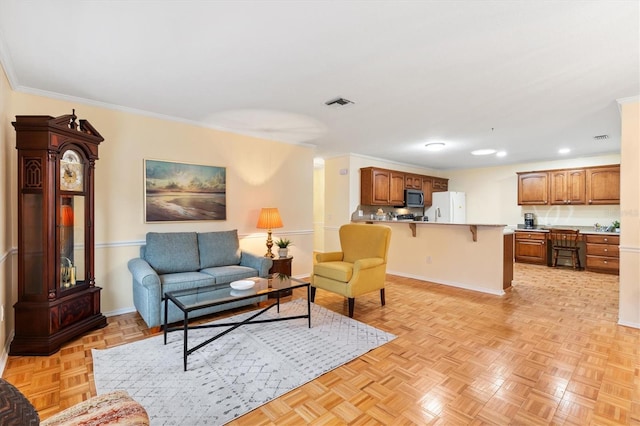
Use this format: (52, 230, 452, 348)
(0, 1, 638, 170)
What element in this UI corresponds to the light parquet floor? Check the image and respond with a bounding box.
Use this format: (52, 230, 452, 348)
(3, 263, 639, 425)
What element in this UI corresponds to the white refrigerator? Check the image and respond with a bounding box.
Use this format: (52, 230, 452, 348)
(424, 191, 466, 223)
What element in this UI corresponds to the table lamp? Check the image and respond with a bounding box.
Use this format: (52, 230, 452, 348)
(256, 207, 283, 258)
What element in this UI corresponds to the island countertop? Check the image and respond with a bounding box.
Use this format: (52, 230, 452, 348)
(352, 219, 509, 239)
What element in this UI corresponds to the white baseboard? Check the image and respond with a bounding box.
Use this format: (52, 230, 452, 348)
(617, 319, 640, 329)
(386, 270, 505, 296)
(0, 330, 14, 375)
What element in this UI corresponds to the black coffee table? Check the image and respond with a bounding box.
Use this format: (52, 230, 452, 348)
(163, 274, 311, 370)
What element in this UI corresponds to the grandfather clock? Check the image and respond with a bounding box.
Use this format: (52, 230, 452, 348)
(11, 111, 107, 355)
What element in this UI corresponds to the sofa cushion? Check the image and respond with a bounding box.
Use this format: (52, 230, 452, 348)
(198, 230, 241, 269)
(144, 232, 200, 274)
(200, 265, 259, 284)
(160, 271, 217, 294)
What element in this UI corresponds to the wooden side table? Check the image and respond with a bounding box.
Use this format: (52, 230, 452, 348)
(269, 257, 292, 297)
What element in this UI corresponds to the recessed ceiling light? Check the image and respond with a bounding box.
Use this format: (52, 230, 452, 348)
(559, 148, 571, 154)
(496, 151, 507, 157)
(471, 149, 497, 156)
(425, 142, 445, 152)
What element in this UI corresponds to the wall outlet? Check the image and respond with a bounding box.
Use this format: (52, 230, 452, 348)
(426, 256, 432, 264)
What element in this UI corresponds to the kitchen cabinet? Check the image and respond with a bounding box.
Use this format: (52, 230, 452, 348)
(514, 231, 547, 265)
(549, 169, 586, 205)
(518, 165, 619, 206)
(422, 178, 433, 206)
(360, 167, 405, 206)
(360, 167, 449, 206)
(517, 172, 549, 205)
(585, 234, 619, 274)
(586, 165, 620, 205)
(405, 174, 423, 190)
(432, 178, 448, 192)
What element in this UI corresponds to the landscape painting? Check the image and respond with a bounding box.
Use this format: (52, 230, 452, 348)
(144, 159, 226, 222)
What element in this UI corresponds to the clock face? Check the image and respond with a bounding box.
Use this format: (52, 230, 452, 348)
(60, 150, 84, 192)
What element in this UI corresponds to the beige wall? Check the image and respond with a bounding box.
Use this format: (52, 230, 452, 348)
(0, 60, 15, 361)
(618, 99, 639, 328)
(2, 85, 316, 327)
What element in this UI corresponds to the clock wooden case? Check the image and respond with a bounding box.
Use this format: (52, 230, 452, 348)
(11, 111, 107, 356)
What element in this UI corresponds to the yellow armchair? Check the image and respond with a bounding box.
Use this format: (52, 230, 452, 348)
(311, 223, 392, 317)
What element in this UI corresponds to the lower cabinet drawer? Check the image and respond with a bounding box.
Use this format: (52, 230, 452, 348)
(586, 255, 619, 273)
(586, 243, 619, 257)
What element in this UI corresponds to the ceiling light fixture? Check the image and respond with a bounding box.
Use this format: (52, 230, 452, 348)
(425, 142, 445, 152)
(559, 148, 571, 154)
(496, 151, 507, 157)
(471, 149, 497, 156)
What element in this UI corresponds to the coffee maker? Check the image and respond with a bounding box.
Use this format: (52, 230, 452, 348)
(524, 213, 535, 229)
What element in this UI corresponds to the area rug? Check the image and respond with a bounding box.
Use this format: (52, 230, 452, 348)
(92, 299, 396, 425)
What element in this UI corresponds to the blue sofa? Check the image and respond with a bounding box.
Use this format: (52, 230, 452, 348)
(128, 230, 272, 328)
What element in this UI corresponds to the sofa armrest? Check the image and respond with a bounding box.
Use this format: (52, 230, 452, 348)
(127, 258, 161, 290)
(315, 251, 343, 263)
(240, 251, 273, 277)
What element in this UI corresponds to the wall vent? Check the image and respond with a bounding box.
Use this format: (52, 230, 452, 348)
(593, 134, 610, 140)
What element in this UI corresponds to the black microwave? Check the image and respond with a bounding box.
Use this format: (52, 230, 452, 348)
(404, 189, 424, 207)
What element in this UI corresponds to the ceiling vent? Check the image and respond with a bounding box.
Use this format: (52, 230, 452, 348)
(325, 97, 354, 107)
(593, 134, 610, 140)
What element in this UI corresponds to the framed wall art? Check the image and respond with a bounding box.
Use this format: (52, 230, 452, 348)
(144, 159, 226, 222)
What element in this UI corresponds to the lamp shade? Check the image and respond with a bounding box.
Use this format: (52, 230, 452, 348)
(256, 208, 283, 229)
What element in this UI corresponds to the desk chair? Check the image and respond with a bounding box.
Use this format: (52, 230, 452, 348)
(550, 229, 581, 269)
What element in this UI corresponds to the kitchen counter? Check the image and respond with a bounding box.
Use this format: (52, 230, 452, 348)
(353, 220, 512, 295)
(352, 219, 507, 240)
(514, 225, 620, 236)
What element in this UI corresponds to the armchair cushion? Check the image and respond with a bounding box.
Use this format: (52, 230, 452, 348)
(314, 261, 353, 282)
(144, 232, 199, 274)
(198, 230, 242, 268)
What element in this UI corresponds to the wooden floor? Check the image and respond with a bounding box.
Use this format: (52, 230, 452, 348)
(3, 264, 639, 425)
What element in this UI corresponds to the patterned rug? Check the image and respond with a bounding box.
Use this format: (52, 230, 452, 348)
(92, 299, 396, 425)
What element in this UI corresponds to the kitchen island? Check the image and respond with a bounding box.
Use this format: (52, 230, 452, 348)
(353, 220, 512, 295)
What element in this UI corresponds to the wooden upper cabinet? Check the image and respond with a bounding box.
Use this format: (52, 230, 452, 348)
(586, 165, 620, 205)
(360, 167, 405, 205)
(549, 169, 585, 205)
(422, 178, 433, 206)
(518, 164, 619, 206)
(405, 174, 423, 190)
(361, 166, 448, 206)
(517, 172, 549, 205)
(432, 178, 448, 192)
(389, 171, 405, 205)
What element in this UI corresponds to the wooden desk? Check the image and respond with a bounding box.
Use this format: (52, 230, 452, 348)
(514, 230, 619, 274)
